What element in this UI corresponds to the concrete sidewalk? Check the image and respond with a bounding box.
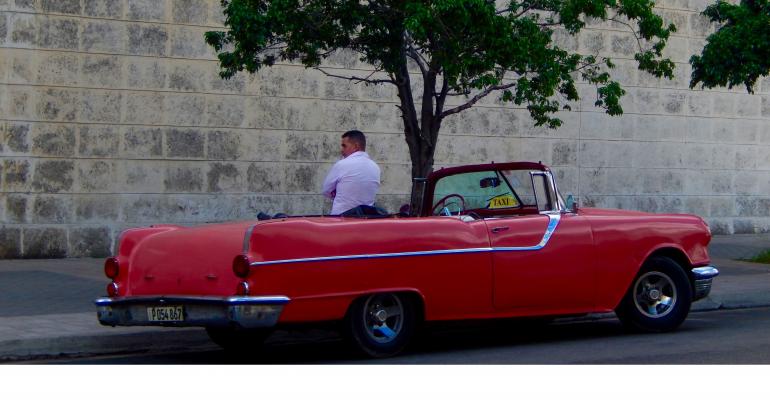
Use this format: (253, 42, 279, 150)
(0, 234, 768, 361)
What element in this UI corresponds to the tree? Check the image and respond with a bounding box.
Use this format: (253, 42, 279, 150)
(690, 0, 770, 93)
(205, 0, 676, 212)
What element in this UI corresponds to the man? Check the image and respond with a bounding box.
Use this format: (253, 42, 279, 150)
(322, 130, 381, 215)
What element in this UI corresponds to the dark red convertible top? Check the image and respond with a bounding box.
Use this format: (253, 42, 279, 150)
(427, 161, 550, 182)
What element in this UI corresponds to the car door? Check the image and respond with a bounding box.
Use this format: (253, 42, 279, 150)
(486, 212, 596, 313)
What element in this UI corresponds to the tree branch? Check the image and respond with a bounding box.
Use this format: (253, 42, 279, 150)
(440, 82, 517, 118)
(314, 67, 396, 85)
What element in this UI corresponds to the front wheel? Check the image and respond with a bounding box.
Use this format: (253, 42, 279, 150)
(344, 292, 419, 358)
(615, 256, 693, 333)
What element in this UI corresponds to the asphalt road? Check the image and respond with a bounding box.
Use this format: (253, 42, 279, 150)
(37, 307, 770, 364)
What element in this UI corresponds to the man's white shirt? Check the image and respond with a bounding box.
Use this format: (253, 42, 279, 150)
(322, 151, 381, 215)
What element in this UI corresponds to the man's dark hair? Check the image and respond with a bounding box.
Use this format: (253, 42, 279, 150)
(342, 129, 366, 150)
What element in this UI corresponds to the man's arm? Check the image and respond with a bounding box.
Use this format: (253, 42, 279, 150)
(321, 162, 339, 199)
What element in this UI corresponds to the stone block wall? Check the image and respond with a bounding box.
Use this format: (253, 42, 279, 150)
(1, 0, 769, 258)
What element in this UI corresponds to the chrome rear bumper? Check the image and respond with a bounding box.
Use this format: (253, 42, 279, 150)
(691, 265, 719, 301)
(95, 295, 290, 329)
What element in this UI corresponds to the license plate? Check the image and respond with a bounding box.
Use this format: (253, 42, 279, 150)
(147, 306, 184, 322)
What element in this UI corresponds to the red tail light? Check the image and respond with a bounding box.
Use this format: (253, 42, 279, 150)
(104, 257, 119, 279)
(106, 282, 119, 297)
(232, 255, 250, 278)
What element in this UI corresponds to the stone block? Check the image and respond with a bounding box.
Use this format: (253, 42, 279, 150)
(81, 20, 125, 53)
(168, 62, 208, 91)
(578, 140, 634, 168)
(8, 51, 37, 84)
(166, 94, 206, 126)
(31, 195, 72, 223)
(634, 89, 662, 114)
(579, 112, 635, 140)
(605, 168, 641, 195)
(170, 26, 212, 58)
(207, 130, 242, 160)
(37, 88, 79, 121)
(609, 32, 635, 57)
(128, 24, 168, 56)
(122, 127, 163, 158)
(122, 195, 165, 222)
(120, 161, 164, 192)
(662, 36, 689, 64)
(247, 162, 283, 193)
(210, 71, 247, 93)
(286, 131, 333, 162)
(79, 125, 119, 157)
(705, 218, 732, 235)
(84, 0, 124, 18)
(124, 92, 165, 124)
(127, 0, 167, 21)
(240, 130, 284, 162)
(172, 0, 208, 24)
(734, 171, 759, 195)
(579, 31, 606, 55)
(712, 92, 736, 117)
(762, 96, 770, 118)
(244, 97, 283, 129)
(379, 164, 410, 195)
(8, 87, 34, 119)
(365, 133, 408, 164)
(80, 90, 122, 123)
(69, 226, 112, 257)
(75, 195, 119, 222)
(79, 160, 115, 191)
(11, 0, 35, 10)
(690, 11, 714, 37)
(711, 171, 734, 195)
(356, 101, 402, 133)
(32, 160, 74, 193)
(6, 122, 30, 153)
(42, 0, 81, 14)
(285, 163, 323, 194)
(632, 142, 683, 169)
(23, 227, 68, 258)
(5, 194, 28, 223)
(37, 52, 79, 86)
(551, 141, 577, 166)
(205, 96, 245, 127)
(38, 17, 79, 50)
(164, 164, 203, 192)
(9, 13, 36, 47)
(82, 55, 123, 88)
(3, 159, 30, 191)
(0, 227, 22, 258)
(37, 88, 78, 121)
(735, 94, 761, 117)
(207, 162, 243, 192)
(166, 128, 204, 158)
(31, 124, 76, 157)
(127, 58, 167, 89)
(735, 146, 758, 170)
(735, 197, 759, 217)
(284, 194, 323, 215)
(0, 12, 7, 45)
(661, 91, 686, 115)
(635, 115, 686, 142)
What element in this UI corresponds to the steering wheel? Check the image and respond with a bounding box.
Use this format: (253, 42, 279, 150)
(432, 194, 466, 216)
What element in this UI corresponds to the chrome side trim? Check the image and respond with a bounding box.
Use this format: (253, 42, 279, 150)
(249, 213, 561, 267)
(243, 223, 258, 253)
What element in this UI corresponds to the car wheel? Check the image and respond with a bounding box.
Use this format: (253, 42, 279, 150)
(345, 292, 418, 358)
(205, 326, 272, 353)
(615, 256, 693, 333)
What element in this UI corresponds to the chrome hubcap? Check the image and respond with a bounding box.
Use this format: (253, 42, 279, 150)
(633, 272, 677, 318)
(363, 294, 404, 343)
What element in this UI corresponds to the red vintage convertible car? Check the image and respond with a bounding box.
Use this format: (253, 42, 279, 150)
(95, 161, 719, 357)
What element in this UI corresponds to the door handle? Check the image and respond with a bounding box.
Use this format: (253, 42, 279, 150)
(491, 226, 509, 233)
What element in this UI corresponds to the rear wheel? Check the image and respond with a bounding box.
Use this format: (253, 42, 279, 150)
(344, 292, 418, 358)
(615, 256, 692, 332)
(205, 327, 272, 353)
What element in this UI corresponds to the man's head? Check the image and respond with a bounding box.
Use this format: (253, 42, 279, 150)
(340, 130, 366, 158)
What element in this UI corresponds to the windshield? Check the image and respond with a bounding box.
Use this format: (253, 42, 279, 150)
(431, 168, 555, 216)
